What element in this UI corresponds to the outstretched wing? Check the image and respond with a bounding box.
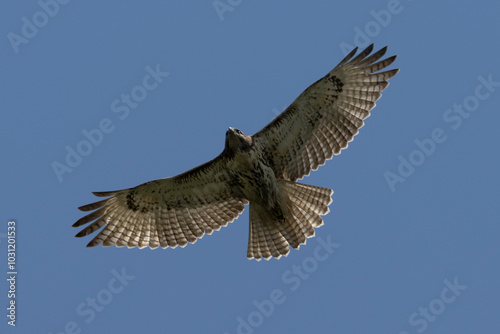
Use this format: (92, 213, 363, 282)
(253, 44, 399, 181)
(73, 155, 248, 249)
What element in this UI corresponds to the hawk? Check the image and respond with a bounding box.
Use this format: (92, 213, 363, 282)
(74, 44, 398, 261)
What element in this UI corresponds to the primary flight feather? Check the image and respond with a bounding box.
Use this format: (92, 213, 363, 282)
(74, 44, 399, 261)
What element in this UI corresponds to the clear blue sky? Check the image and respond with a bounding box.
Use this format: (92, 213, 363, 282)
(1, 1, 499, 333)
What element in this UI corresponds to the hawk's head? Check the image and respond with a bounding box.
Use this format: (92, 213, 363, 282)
(225, 127, 252, 154)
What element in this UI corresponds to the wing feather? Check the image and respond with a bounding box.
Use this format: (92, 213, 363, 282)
(253, 44, 398, 181)
(74, 154, 247, 249)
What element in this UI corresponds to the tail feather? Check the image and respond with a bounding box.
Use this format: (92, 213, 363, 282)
(275, 216, 304, 249)
(248, 208, 290, 260)
(247, 180, 333, 261)
(265, 227, 287, 259)
(257, 225, 272, 260)
(248, 213, 261, 261)
(291, 205, 320, 234)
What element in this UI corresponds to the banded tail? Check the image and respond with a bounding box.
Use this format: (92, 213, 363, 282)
(247, 180, 333, 260)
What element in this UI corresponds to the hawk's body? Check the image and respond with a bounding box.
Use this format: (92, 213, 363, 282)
(74, 44, 399, 260)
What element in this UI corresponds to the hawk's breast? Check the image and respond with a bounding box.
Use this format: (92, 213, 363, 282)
(227, 149, 280, 210)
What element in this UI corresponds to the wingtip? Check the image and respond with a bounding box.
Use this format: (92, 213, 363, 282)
(92, 191, 116, 197)
(363, 43, 375, 54)
(78, 198, 111, 212)
(338, 46, 359, 66)
(378, 45, 388, 58)
(72, 217, 87, 228)
(86, 240, 99, 247)
(386, 54, 398, 63)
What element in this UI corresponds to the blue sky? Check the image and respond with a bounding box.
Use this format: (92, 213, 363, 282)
(1, 1, 499, 333)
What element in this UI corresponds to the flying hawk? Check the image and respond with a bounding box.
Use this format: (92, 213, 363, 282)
(74, 44, 398, 261)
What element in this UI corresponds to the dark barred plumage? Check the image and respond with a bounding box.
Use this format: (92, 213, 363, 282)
(74, 44, 398, 260)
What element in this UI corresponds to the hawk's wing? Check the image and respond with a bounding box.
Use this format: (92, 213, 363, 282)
(252, 44, 399, 181)
(73, 155, 248, 249)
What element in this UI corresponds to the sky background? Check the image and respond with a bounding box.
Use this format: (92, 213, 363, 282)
(1, 1, 499, 333)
